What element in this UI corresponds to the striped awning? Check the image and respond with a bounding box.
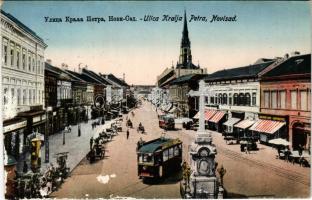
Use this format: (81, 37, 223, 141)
(193, 110, 217, 120)
(234, 119, 255, 129)
(249, 119, 285, 134)
(223, 118, 241, 127)
(208, 111, 226, 123)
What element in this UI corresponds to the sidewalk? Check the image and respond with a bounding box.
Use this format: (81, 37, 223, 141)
(39, 118, 116, 173)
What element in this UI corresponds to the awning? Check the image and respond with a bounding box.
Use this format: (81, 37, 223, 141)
(168, 106, 177, 113)
(208, 111, 226, 123)
(223, 118, 241, 127)
(249, 119, 285, 134)
(193, 110, 217, 120)
(166, 103, 173, 112)
(234, 119, 255, 129)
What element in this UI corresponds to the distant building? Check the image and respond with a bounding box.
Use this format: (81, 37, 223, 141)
(156, 11, 206, 88)
(131, 85, 155, 99)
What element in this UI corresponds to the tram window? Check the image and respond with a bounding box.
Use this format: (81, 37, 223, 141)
(143, 154, 153, 163)
(174, 146, 180, 156)
(139, 154, 143, 163)
(168, 148, 174, 159)
(163, 149, 169, 161)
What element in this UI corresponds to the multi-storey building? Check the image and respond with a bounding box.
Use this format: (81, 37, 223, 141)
(203, 60, 275, 133)
(259, 54, 311, 150)
(1, 10, 47, 195)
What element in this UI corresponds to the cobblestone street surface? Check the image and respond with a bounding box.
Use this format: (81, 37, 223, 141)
(52, 101, 310, 199)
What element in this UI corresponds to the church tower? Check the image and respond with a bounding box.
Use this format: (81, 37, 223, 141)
(178, 11, 195, 69)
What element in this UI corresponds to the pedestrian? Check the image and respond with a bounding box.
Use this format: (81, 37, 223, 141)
(244, 145, 249, 154)
(127, 129, 129, 139)
(90, 137, 93, 151)
(298, 144, 303, 156)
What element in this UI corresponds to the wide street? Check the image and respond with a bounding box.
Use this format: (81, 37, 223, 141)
(52, 101, 310, 199)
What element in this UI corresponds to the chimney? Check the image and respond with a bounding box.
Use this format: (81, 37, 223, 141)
(78, 66, 82, 73)
(123, 73, 125, 81)
(61, 63, 68, 70)
(46, 59, 52, 64)
(290, 51, 300, 57)
(284, 53, 289, 59)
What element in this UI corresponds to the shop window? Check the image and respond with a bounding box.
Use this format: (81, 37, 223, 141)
(291, 90, 297, 109)
(300, 90, 307, 110)
(174, 146, 180, 156)
(252, 92, 256, 106)
(210, 96, 214, 104)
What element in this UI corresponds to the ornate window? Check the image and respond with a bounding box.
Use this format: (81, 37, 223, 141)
(238, 93, 245, 105)
(23, 89, 26, 105)
(252, 92, 256, 106)
(218, 94, 222, 104)
(3, 38, 8, 65)
(245, 93, 251, 106)
(22, 49, 26, 70)
(16, 46, 20, 68)
(10, 42, 15, 67)
(17, 89, 21, 105)
(233, 93, 238, 105)
(229, 93, 232, 105)
(222, 93, 227, 105)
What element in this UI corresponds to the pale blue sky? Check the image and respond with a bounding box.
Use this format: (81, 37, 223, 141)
(2, 1, 311, 84)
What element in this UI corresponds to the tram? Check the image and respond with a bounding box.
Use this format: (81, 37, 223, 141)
(137, 137, 182, 180)
(158, 114, 175, 130)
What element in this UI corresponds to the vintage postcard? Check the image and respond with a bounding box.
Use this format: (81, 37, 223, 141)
(0, 1, 310, 199)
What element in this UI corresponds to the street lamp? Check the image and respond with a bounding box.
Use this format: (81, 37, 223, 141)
(45, 106, 52, 163)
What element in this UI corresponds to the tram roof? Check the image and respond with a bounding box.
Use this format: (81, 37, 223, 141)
(138, 137, 182, 153)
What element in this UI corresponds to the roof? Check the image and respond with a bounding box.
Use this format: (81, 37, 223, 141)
(64, 70, 86, 82)
(1, 10, 46, 46)
(138, 137, 182, 153)
(204, 60, 275, 81)
(45, 63, 72, 81)
(261, 54, 311, 79)
(169, 74, 206, 85)
(105, 74, 129, 87)
(82, 68, 111, 85)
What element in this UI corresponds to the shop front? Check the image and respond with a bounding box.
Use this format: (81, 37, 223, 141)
(3, 117, 27, 173)
(249, 115, 288, 144)
(291, 121, 310, 151)
(208, 111, 227, 133)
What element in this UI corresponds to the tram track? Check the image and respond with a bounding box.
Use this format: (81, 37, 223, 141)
(218, 147, 310, 186)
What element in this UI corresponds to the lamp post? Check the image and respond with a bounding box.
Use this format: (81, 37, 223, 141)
(45, 106, 52, 163)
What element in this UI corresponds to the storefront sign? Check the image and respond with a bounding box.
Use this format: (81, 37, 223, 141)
(259, 115, 287, 122)
(3, 121, 27, 133)
(33, 116, 41, 123)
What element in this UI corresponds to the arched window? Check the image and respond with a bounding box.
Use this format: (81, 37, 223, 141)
(238, 93, 245, 105)
(245, 93, 251, 106)
(222, 93, 227, 105)
(233, 93, 238, 105)
(218, 94, 222, 104)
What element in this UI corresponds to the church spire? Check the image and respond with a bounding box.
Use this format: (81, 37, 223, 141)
(181, 10, 190, 48)
(178, 10, 193, 68)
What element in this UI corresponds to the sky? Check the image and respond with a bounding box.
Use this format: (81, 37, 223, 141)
(2, 1, 311, 85)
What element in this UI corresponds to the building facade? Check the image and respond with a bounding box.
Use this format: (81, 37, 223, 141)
(260, 54, 311, 150)
(1, 10, 47, 193)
